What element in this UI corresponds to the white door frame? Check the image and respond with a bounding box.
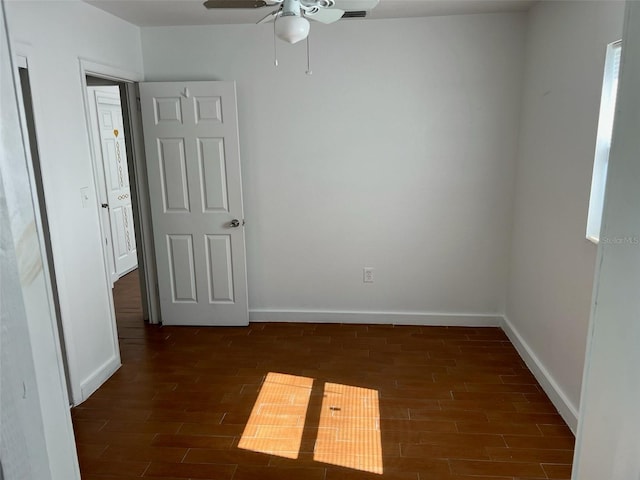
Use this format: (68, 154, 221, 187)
(79, 58, 159, 328)
(122, 81, 161, 325)
(79, 62, 133, 366)
(79, 58, 160, 324)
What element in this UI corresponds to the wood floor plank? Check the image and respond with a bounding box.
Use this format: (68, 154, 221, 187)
(71, 269, 575, 480)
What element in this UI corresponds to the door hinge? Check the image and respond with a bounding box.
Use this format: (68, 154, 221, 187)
(136, 97, 142, 112)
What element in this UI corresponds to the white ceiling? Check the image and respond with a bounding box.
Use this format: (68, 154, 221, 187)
(85, 0, 534, 27)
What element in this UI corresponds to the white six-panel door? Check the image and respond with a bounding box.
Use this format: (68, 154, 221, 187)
(89, 87, 138, 282)
(139, 81, 248, 326)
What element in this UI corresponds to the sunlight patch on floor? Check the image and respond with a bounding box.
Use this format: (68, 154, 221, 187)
(314, 382, 383, 474)
(237, 372, 313, 459)
(238, 372, 383, 474)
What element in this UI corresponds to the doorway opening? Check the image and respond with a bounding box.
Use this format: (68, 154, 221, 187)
(85, 74, 152, 340)
(86, 81, 139, 284)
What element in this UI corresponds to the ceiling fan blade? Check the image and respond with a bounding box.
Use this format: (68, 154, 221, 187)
(257, 9, 280, 23)
(203, 0, 270, 9)
(332, 0, 379, 9)
(305, 7, 344, 23)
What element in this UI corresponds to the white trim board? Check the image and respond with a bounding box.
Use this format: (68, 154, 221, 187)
(501, 315, 579, 433)
(248, 309, 578, 432)
(249, 310, 503, 326)
(78, 57, 143, 83)
(79, 355, 121, 403)
(76, 60, 123, 404)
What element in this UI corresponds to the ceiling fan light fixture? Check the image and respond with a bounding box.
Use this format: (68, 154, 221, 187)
(275, 14, 310, 44)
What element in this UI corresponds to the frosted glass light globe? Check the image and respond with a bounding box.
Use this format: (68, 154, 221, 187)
(275, 15, 310, 44)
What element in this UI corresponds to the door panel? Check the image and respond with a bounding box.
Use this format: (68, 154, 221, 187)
(112, 206, 127, 257)
(167, 234, 197, 302)
(194, 95, 222, 123)
(140, 81, 248, 326)
(206, 234, 234, 302)
(154, 97, 183, 123)
(199, 138, 229, 212)
(90, 87, 138, 280)
(158, 138, 190, 211)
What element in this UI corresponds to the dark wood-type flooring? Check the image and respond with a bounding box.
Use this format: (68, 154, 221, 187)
(71, 270, 575, 480)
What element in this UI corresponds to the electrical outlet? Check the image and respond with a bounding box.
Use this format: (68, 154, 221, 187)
(363, 267, 374, 283)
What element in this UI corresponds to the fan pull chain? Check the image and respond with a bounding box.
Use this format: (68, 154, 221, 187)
(306, 34, 312, 75)
(273, 19, 279, 67)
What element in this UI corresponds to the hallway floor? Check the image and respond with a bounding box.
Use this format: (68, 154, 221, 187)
(71, 271, 574, 479)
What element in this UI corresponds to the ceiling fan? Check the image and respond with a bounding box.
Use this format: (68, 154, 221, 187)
(203, 0, 379, 44)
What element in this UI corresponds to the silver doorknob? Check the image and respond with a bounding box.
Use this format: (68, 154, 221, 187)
(229, 219, 241, 228)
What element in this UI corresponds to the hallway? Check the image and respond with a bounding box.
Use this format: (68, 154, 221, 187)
(112, 269, 145, 340)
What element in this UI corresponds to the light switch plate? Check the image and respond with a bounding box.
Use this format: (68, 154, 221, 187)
(80, 187, 90, 208)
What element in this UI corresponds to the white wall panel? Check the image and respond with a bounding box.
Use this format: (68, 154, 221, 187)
(141, 13, 526, 319)
(572, 4, 640, 477)
(5, 0, 143, 404)
(505, 0, 624, 425)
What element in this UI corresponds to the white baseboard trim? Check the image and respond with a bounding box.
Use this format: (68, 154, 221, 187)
(78, 355, 121, 405)
(501, 315, 579, 433)
(249, 309, 503, 326)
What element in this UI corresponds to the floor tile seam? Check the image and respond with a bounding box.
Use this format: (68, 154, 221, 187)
(138, 460, 152, 477)
(180, 447, 191, 463)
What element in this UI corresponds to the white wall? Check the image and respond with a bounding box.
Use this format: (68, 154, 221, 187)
(504, 0, 624, 430)
(5, 0, 143, 404)
(572, 3, 640, 478)
(141, 13, 525, 323)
